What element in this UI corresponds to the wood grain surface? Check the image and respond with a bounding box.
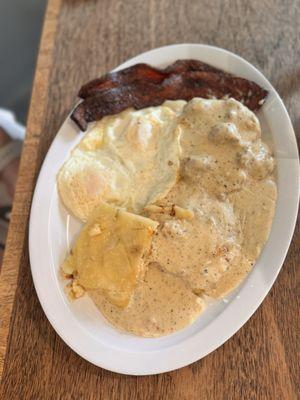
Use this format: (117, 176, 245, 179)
(0, 0, 299, 398)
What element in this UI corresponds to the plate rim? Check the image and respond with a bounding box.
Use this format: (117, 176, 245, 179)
(29, 43, 300, 375)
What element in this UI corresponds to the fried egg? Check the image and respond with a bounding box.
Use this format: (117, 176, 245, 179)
(58, 101, 186, 221)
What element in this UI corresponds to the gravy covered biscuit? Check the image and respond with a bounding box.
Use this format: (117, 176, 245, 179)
(147, 98, 276, 298)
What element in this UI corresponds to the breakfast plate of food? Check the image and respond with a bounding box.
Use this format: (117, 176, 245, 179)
(29, 43, 299, 375)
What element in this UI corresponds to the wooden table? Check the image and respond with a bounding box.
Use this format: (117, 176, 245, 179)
(0, 0, 299, 398)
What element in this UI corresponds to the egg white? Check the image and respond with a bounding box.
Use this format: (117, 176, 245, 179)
(57, 101, 186, 221)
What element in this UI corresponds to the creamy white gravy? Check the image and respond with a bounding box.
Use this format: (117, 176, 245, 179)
(91, 98, 277, 337)
(90, 263, 204, 337)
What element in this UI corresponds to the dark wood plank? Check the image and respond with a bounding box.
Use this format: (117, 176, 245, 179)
(0, 0, 299, 398)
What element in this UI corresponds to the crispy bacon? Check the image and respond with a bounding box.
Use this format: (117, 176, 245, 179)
(78, 59, 223, 99)
(71, 60, 268, 131)
(78, 64, 166, 99)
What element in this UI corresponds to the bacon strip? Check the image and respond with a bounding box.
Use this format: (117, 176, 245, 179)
(72, 60, 268, 131)
(78, 59, 223, 99)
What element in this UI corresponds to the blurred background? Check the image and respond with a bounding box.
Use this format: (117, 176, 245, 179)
(0, 1, 46, 263)
(0, 0, 46, 123)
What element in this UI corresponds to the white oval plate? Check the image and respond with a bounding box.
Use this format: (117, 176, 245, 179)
(29, 44, 299, 375)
